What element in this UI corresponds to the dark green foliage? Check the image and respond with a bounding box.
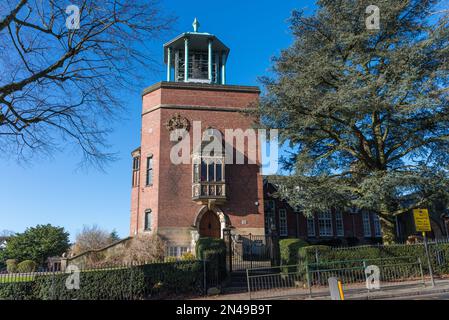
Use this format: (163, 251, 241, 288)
(195, 238, 227, 283)
(0, 282, 35, 300)
(3, 225, 70, 266)
(203, 250, 227, 283)
(195, 238, 226, 259)
(33, 266, 146, 300)
(142, 261, 204, 298)
(299, 243, 449, 275)
(6, 259, 17, 274)
(0, 251, 5, 270)
(279, 239, 309, 266)
(298, 246, 331, 264)
(16, 260, 37, 273)
(259, 0, 449, 244)
(312, 239, 344, 247)
(0, 261, 205, 300)
(109, 229, 121, 242)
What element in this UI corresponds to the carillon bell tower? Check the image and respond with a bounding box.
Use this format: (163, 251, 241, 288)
(130, 19, 265, 256)
(164, 18, 229, 84)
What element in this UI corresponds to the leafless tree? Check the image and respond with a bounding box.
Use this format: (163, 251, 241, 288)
(0, 0, 174, 167)
(104, 234, 166, 265)
(71, 224, 117, 256)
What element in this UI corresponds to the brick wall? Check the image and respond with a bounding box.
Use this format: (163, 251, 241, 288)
(130, 82, 265, 243)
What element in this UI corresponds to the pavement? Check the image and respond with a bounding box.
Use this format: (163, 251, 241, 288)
(194, 279, 449, 301)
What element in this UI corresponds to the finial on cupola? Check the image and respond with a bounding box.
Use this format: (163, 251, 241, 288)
(192, 18, 200, 32)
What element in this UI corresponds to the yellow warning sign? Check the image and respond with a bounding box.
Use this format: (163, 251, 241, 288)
(413, 209, 432, 232)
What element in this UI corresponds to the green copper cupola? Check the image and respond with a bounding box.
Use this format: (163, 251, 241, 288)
(164, 18, 230, 84)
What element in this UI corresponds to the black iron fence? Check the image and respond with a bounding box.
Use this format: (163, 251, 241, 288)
(246, 239, 449, 300)
(228, 234, 274, 271)
(0, 260, 219, 300)
(247, 257, 426, 300)
(303, 237, 449, 276)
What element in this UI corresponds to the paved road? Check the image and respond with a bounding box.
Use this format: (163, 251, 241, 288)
(392, 293, 449, 300)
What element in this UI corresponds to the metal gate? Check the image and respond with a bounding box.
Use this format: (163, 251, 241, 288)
(227, 233, 274, 271)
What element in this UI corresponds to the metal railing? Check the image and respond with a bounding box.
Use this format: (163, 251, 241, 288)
(306, 257, 424, 294)
(247, 257, 425, 300)
(230, 234, 273, 271)
(247, 265, 308, 300)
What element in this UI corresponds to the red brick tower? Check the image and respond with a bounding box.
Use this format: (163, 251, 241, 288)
(130, 19, 264, 256)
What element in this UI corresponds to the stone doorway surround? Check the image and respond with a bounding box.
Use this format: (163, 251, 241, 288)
(191, 205, 230, 252)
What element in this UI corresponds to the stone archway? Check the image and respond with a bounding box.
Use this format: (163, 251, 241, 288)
(193, 205, 229, 239)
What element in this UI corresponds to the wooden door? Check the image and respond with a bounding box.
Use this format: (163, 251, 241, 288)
(199, 211, 221, 238)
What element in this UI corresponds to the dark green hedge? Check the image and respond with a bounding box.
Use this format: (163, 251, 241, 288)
(0, 261, 204, 300)
(17, 260, 37, 273)
(196, 238, 227, 283)
(196, 238, 226, 258)
(298, 243, 449, 275)
(0, 282, 35, 300)
(279, 239, 309, 267)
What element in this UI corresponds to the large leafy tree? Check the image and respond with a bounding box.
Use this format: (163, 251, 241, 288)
(259, 0, 449, 243)
(3, 224, 70, 265)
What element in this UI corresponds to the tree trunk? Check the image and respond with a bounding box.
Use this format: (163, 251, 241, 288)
(379, 214, 396, 245)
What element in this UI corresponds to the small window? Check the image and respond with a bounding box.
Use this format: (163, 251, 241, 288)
(132, 157, 140, 187)
(146, 156, 153, 186)
(318, 212, 333, 237)
(201, 160, 207, 182)
(167, 246, 189, 258)
(208, 162, 215, 181)
(133, 157, 140, 171)
(363, 212, 371, 237)
(264, 200, 275, 234)
(307, 216, 316, 237)
(193, 163, 200, 183)
(145, 210, 152, 231)
(335, 211, 344, 237)
(216, 163, 223, 182)
(279, 209, 288, 237)
(373, 214, 382, 238)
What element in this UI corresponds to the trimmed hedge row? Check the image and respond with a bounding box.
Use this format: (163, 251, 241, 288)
(17, 260, 37, 273)
(279, 239, 309, 267)
(298, 242, 449, 275)
(196, 238, 227, 283)
(0, 261, 204, 300)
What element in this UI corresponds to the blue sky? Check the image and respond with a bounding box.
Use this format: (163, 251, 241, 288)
(1, 0, 317, 241)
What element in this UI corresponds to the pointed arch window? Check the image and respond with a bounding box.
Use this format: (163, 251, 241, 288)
(192, 128, 226, 201)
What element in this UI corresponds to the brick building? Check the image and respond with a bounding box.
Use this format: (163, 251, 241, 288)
(130, 21, 265, 256)
(264, 178, 449, 245)
(129, 21, 449, 256)
(263, 179, 383, 246)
